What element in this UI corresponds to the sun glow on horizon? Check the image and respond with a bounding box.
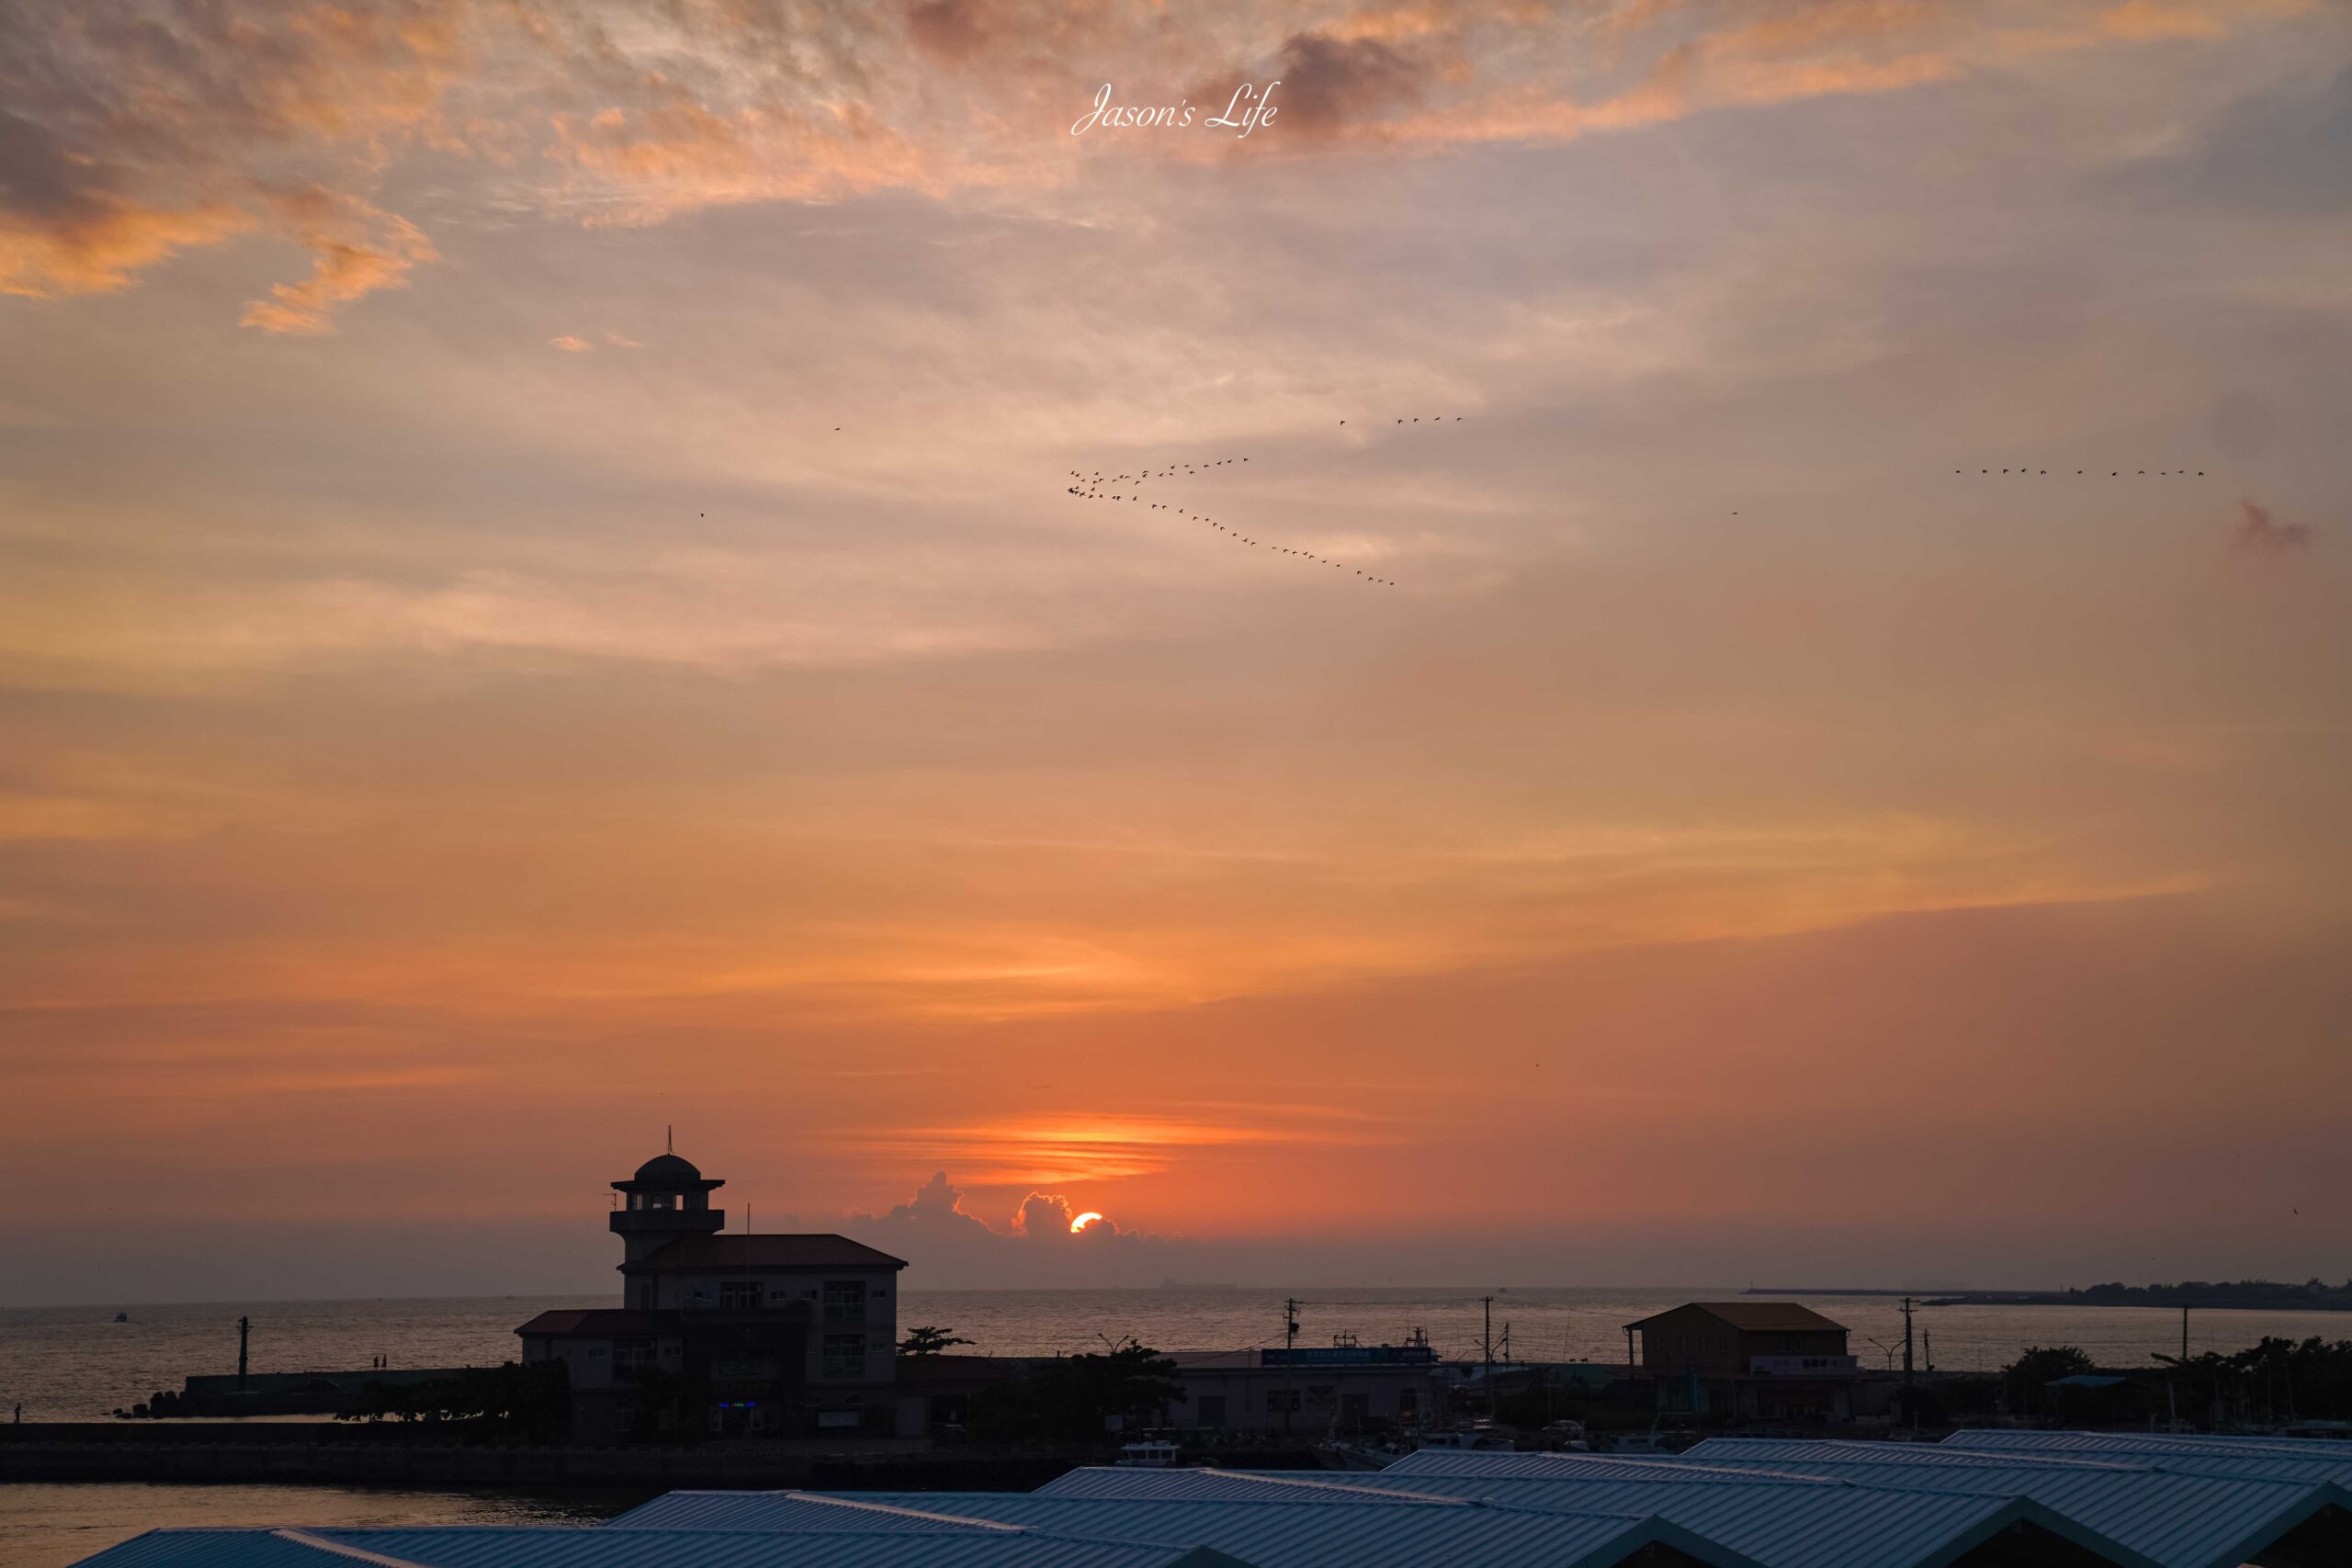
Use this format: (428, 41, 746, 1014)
(1069, 1211, 1104, 1234)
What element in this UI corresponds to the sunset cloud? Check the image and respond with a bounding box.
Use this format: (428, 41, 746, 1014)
(238, 188, 439, 334)
(840, 1115, 1378, 1185)
(1257, 31, 1433, 140)
(0, 0, 2308, 324)
(2231, 498, 2315, 555)
(849, 1170, 1164, 1286)
(2, 0, 2348, 1303)
(0, 0, 460, 324)
(0, 201, 254, 300)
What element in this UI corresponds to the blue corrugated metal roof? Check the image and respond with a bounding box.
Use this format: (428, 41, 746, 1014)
(94, 1433, 2346, 1568)
(1380, 1451, 1849, 1483)
(1317, 1475, 2055, 1568)
(616, 1491, 1751, 1568)
(1661, 1441, 2342, 1568)
(606, 1495, 1029, 1532)
(1689, 1440, 2125, 1470)
(70, 1533, 379, 1568)
(1944, 1429, 2352, 1458)
(1024, 1465, 2066, 1568)
(1704, 1435, 2352, 1487)
(1033, 1469, 1508, 1503)
(74, 1527, 1253, 1568)
(1045, 1444, 2352, 1568)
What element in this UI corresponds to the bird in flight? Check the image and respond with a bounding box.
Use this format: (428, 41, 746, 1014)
(1060, 440, 1421, 588)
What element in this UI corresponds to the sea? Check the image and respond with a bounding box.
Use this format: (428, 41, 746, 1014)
(6, 1285, 2348, 1567)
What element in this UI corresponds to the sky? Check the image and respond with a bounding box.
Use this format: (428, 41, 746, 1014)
(2, 0, 2348, 1307)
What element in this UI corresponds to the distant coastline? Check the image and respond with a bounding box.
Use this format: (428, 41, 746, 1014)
(1746, 1280, 2352, 1313)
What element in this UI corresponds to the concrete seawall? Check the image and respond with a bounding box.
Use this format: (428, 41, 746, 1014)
(0, 1427, 1317, 1490)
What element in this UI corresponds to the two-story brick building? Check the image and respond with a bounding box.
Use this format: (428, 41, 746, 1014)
(516, 1147, 907, 1440)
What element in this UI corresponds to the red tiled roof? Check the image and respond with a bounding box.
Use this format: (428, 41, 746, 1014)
(624, 1233, 908, 1272)
(1628, 1302, 1848, 1333)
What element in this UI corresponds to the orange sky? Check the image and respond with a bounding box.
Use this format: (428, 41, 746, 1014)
(2, 0, 2348, 1303)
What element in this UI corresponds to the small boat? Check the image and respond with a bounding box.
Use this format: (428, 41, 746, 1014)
(113, 1312, 129, 1323)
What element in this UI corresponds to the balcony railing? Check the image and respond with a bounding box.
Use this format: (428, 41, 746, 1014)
(1748, 1355, 1860, 1376)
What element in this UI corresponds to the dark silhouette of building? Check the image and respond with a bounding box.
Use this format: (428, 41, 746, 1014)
(516, 1148, 907, 1440)
(1626, 1302, 1858, 1424)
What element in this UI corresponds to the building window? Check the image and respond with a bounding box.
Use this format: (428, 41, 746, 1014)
(822, 1280, 865, 1324)
(636, 1283, 654, 1310)
(612, 1338, 659, 1378)
(1396, 1389, 1417, 1416)
(718, 1280, 762, 1311)
(822, 1334, 865, 1379)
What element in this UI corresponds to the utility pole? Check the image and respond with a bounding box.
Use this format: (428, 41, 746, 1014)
(1901, 1297, 1916, 1391)
(1283, 1298, 1300, 1437)
(1625, 1325, 1637, 1376)
(237, 1315, 249, 1390)
(1482, 1295, 1497, 1418)
(1924, 1332, 1933, 1373)
(2181, 1305, 2189, 1365)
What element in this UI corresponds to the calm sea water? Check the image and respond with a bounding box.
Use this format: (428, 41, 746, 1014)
(6, 1286, 2348, 1567)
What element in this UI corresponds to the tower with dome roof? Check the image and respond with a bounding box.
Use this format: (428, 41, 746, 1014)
(609, 1142, 727, 1265)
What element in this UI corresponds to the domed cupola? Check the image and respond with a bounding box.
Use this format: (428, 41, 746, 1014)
(610, 1133, 725, 1265)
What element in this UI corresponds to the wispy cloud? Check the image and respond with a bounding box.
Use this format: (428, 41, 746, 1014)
(238, 188, 439, 335)
(2231, 497, 2315, 555)
(841, 1111, 1391, 1184)
(0, 0, 2302, 326)
(0, 0, 462, 325)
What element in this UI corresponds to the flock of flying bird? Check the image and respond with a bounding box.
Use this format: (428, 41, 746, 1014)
(1065, 417, 1469, 588)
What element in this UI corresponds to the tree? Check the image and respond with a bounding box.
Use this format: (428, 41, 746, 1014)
(2004, 1345, 2095, 1419)
(899, 1325, 975, 1358)
(967, 1341, 1185, 1444)
(2007, 1345, 2095, 1382)
(2170, 1336, 2352, 1427)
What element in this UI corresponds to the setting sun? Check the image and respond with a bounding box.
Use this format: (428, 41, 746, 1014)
(1069, 1212, 1105, 1235)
